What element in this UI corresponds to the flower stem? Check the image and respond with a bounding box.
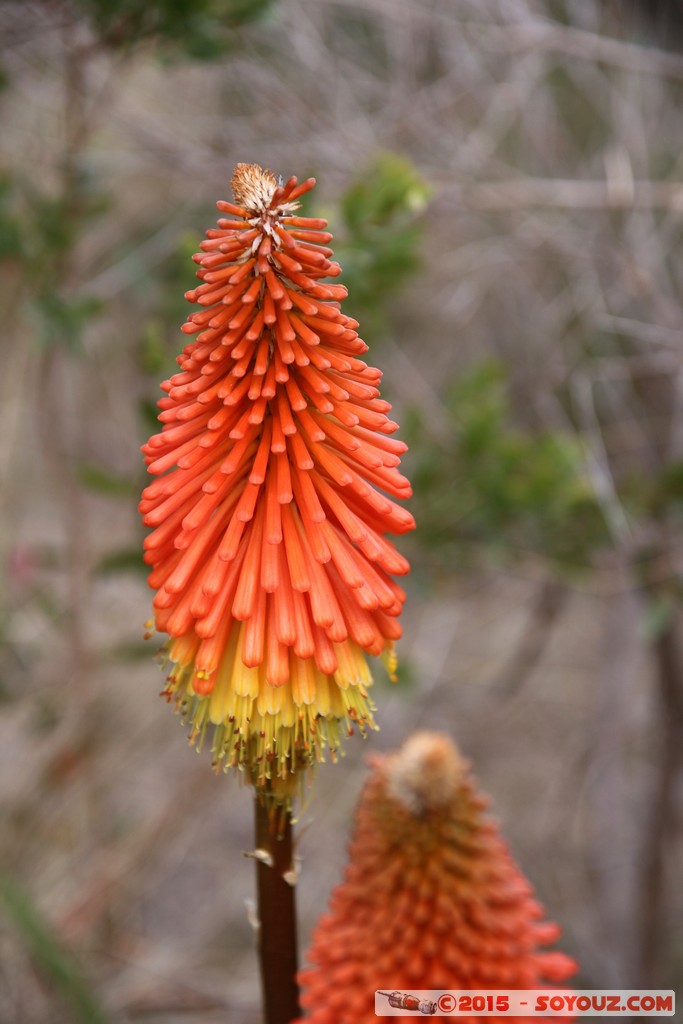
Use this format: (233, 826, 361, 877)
(254, 796, 300, 1024)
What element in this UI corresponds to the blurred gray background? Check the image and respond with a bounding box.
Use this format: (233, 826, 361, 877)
(1, 1, 682, 1021)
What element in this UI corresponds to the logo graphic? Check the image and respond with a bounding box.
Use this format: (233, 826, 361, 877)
(377, 991, 438, 1015)
(374, 990, 675, 1017)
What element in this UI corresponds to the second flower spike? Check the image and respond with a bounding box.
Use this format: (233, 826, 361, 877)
(297, 731, 578, 1023)
(140, 164, 414, 804)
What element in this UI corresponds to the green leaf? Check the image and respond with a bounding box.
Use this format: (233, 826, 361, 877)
(331, 154, 430, 343)
(341, 152, 431, 232)
(139, 397, 164, 432)
(110, 640, 157, 660)
(95, 549, 147, 575)
(642, 593, 676, 642)
(31, 293, 103, 351)
(77, 464, 139, 498)
(74, 0, 276, 59)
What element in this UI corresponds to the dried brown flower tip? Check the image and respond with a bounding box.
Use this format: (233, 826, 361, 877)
(230, 163, 279, 210)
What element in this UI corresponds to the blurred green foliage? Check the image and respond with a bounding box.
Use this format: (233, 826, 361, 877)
(76, 464, 142, 498)
(0, 176, 21, 260)
(75, 0, 275, 59)
(137, 232, 203, 372)
(331, 153, 431, 343)
(642, 590, 677, 642)
(0, 174, 107, 351)
(621, 455, 683, 528)
(406, 360, 609, 572)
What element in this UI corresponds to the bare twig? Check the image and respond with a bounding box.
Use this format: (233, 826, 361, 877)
(494, 577, 567, 698)
(595, 315, 683, 352)
(570, 375, 632, 546)
(441, 178, 683, 212)
(474, 21, 683, 82)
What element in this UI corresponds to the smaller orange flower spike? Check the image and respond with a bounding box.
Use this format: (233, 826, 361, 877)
(297, 732, 578, 1024)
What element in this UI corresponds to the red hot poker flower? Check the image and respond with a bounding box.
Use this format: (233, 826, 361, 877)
(297, 732, 577, 1023)
(140, 164, 414, 803)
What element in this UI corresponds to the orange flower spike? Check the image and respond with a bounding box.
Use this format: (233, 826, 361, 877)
(297, 732, 578, 1024)
(140, 164, 414, 804)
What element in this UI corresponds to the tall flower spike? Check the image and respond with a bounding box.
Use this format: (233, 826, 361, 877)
(140, 164, 414, 805)
(297, 731, 578, 1023)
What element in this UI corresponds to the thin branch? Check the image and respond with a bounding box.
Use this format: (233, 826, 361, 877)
(570, 374, 632, 546)
(596, 315, 683, 352)
(440, 178, 683, 212)
(474, 21, 683, 82)
(494, 577, 567, 699)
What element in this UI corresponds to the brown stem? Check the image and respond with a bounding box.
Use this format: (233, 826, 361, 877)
(637, 610, 683, 985)
(495, 577, 567, 697)
(254, 797, 301, 1024)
